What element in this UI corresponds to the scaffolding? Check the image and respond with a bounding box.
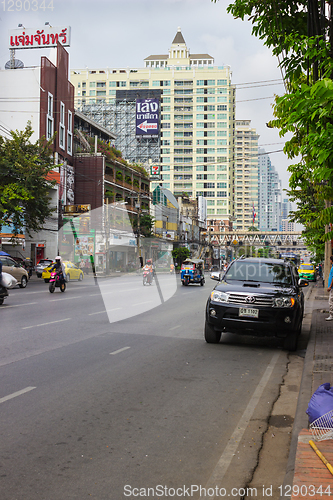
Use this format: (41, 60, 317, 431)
(78, 89, 161, 167)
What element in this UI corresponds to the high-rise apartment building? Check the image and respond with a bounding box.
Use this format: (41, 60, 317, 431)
(70, 28, 236, 225)
(235, 120, 259, 230)
(258, 148, 282, 231)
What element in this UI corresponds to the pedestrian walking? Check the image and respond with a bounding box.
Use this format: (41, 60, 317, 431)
(326, 255, 333, 321)
(79, 259, 85, 274)
(318, 262, 322, 278)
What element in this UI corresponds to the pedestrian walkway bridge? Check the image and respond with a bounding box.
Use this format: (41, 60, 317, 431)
(209, 230, 304, 248)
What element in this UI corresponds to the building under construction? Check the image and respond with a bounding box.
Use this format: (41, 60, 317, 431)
(77, 89, 161, 168)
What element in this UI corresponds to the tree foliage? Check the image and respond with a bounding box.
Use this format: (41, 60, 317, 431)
(172, 247, 190, 265)
(212, 0, 333, 258)
(132, 213, 155, 238)
(0, 123, 56, 236)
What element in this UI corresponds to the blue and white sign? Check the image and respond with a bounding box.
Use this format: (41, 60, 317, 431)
(136, 99, 159, 136)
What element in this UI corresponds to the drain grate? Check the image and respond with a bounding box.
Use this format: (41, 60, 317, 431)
(313, 362, 332, 372)
(313, 355, 333, 372)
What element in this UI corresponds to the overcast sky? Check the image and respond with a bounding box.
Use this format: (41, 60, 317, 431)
(0, 0, 292, 191)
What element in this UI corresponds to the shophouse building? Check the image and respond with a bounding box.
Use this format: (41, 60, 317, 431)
(70, 28, 236, 229)
(0, 40, 74, 264)
(61, 113, 151, 272)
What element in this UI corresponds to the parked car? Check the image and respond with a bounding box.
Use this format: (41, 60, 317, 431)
(0, 255, 29, 288)
(36, 259, 54, 278)
(42, 261, 84, 282)
(205, 257, 309, 351)
(297, 263, 316, 282)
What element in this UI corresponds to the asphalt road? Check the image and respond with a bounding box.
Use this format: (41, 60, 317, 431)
(0, 273, 291, 500)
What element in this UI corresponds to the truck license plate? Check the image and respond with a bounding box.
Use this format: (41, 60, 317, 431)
(239, 308, 259, 318)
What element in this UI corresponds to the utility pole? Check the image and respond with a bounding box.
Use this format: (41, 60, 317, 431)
(136, 192, 143, 267)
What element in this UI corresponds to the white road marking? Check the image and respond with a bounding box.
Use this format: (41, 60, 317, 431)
(50, 296, 80, 302)
(169, 325, 181, 330)
(5, 302, 38, 308)
(100, 287, 142, 296)
(110, 347, 131, 355)
(200, 352, 280, 499)
(22, 318, 71, 330)
(133, 301, 152, 306)
(0, 386, 36, 404)
(21, 285, 91, 295)
(88, 307, 122, 316)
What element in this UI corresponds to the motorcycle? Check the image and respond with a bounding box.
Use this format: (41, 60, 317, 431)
(49, 271, 66, 293)
(0, 284, 8, 305)
(143, 268, 153, 286)
(0, 271, 17, 305)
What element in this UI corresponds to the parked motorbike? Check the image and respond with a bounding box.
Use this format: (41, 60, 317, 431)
(0, 284, 9, 305)
(143, 269, 153, 286)
(49, 271, 66, 293)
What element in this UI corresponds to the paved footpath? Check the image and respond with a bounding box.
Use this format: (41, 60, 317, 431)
(283, 279, 333, 499)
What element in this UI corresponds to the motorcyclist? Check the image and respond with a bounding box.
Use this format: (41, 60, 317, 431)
(51, 256, 66, 283)
(143, 259, 154, 284)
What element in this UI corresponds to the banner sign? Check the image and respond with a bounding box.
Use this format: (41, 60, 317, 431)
(136, 99, 159, 136)
(9, 26, 71, 50)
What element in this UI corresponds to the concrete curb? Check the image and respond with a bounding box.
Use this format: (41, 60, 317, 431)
(279, 284, 320, 499)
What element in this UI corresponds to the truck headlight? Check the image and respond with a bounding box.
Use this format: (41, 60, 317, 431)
(273, 297, 295, 308)
(211, 291, 228, 303)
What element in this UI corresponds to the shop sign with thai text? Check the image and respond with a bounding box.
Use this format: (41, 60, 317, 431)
(136, 99, 159, 136)
(9, 26, 71, 49)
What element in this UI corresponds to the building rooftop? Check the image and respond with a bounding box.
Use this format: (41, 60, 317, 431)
(172, 28, 186, 45)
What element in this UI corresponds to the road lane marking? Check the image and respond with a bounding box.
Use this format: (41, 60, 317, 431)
(21, 285, 91, 295)
(50, 296, 80, 302)
(169, 325, 181, 330)
(88, 307, 122, 316)
(0, 386, 36, 404)
(201, 352, 280, 499)
(110, 347, 131, 355)
(5, 302, 38, 308)
(22, 318, 71, 330)
(133, 301, 152, 306)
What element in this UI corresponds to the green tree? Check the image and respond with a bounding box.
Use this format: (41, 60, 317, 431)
(214, 0, 333, 260)
(0, 123, 56, 236)
(132, 213, 155, 238)
(172, 247, 190, 265)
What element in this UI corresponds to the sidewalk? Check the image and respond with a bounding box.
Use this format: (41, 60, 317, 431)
(284, 280, 333, 499)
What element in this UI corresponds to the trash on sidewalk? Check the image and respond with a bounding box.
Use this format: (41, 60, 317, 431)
(309, 439, 333, 476)
(307, 383, 333, 441)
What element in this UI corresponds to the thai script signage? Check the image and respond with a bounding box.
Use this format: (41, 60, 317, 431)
(64, 204, 90, 215)
(9, 26, 71, 49)
(136, 98, 159, 136)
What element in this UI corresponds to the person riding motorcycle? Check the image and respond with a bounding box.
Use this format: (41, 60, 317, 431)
(143, 259, 154, 284)
(50, 256, 66, 283)
(0, 260, 9, 305)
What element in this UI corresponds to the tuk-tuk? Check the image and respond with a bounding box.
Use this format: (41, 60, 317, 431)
(180, 259, 205, 286)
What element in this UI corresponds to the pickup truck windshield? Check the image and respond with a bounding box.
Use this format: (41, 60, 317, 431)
(225, 261, 292, 284)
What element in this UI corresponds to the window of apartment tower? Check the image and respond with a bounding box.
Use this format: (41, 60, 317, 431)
(46, 93, 54, 141)
(67, 110, 73, 156)
(59, 102, 65, 150)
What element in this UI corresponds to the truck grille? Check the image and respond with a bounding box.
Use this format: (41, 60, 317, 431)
(227, 293, 273, 307)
